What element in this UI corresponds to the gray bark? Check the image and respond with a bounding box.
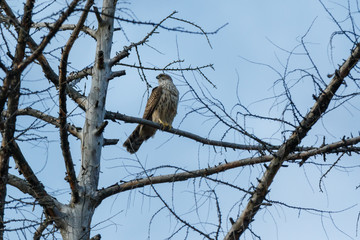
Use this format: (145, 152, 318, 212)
(59, 0, 116, 239)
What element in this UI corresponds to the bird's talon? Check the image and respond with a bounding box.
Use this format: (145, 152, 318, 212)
(159, 120, 171, 130)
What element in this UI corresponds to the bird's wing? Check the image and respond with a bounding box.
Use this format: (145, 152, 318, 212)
(142, 86, 162, 120)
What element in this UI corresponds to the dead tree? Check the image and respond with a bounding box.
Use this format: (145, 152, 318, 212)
(0, 0, 218, 239)
(0, 0, 360, 240)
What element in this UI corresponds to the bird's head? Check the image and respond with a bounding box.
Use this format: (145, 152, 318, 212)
(156, 73, 173, 84)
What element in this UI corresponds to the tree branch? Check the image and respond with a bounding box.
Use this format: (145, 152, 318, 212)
(10, 141, 64, 229)
(0, 0, 89, 110)
(114, 62, 213, 72)
(7, 174, 36, 198)
(11, 108, 119, 146)
(95, 135, 360, 204)
(224, 42, 360, 240)
(67, 67, 93, 83)
(108, 70, 126, 81)
(106, 111, 277, 151)
(103, 138, 119, 146)
(109, 11, 177, 67)
(0, 60, 8, 74)
(0, 1, 35, 237)
(33, 218, 52, 240)
(58, 0, 93, 205)
(13, 107, 82, 139)
(32, 22, 97, 39)
(0, 0, 33, 111)
(15, 0, 83, 73)
(90, 234, 101, 240)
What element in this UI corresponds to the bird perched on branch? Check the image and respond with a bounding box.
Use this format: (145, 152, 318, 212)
(123, 73, 179, 153)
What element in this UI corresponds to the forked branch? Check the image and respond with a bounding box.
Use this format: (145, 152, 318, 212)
(224, 43, 360, 240)
(109, 11, 177, 66)
(0, 0, 89, 110)
(95, 135, 360, 204)
(13, 108, 82, 139)
(18, 0, 83, 73)
(10, 141, 64, 228)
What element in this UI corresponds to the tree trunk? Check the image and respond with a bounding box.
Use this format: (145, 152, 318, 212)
(59, 0, 116, 239)
(60, 203, 95, 240)
(0, 72, 21, 240)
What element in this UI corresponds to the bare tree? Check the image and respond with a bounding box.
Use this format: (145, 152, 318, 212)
(0, 0, 359, 240)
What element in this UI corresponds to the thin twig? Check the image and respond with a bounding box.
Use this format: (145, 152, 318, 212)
(17, 0, 83, 73)
(115, 62, 213, 71)
(109, 11, 177, 66)
(1, 0, 89, 110)
(12, 108, 82, 139)
(33, 218, 52, 240)
(319, 152, 345, 192)
(95, 135, 360, 203)
(224, 42, 360, 240)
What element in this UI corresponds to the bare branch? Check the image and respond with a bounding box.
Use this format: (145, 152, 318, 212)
(93, 6, 103, 26)
(110, 111, 354, 153)
(33, 218, 52, 240)
(67, 67, 93, 83)
(224, 42, 360, 240)
(109, 48, 129, 67)
(0, 1, 35, 237)
(110, 12, 228, 36)
(109, 11, 177, 66)
(108, 70, 126, 81)
(170, 16, 213, 49)
(58, 0, 93, 205)
(0, 0, 89, 110)
(105, 111, 274, 151)
(10, 141, 64, 228)
(95, 121, 108, 135)
(103, 138, 119, 146)
(90, 234, 101, 240)
(0, 0, 33, 111)
(32, 22, 97, 39)
(115, 62, 214, 72)
(16, 0, 83, 73)
(319, 152, 345, 192)
(7, 174, 36, 198)
(95, 135, 360, 203)
(0, 60, 8, 73)
(13, 108, 82, 139)
(134, 45, 149, 87)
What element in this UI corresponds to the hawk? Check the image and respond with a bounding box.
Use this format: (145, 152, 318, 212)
(123, 73, 179, 153)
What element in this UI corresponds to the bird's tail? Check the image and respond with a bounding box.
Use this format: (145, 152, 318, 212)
(123, 125, 144, 154)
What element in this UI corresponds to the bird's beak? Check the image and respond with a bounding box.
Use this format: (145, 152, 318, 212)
(156, 75, 160, 80)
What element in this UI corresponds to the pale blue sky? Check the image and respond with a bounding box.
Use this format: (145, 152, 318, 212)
(99, 1, 359, 239)
(3, 0, 360, 239)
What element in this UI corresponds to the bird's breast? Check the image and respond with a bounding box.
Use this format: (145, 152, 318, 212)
(152, 84, 179, 124)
